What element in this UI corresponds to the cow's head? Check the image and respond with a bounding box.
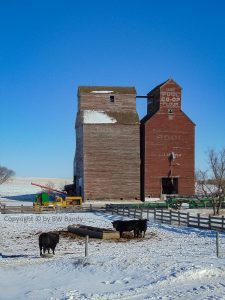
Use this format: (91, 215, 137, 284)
(112, 221, 118, 229)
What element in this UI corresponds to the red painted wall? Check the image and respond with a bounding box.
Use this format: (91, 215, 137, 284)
(141, 80, 195, 198)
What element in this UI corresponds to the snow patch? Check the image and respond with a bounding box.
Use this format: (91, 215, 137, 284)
(90, 90, 114, 94)
(83, 110, 117, 124)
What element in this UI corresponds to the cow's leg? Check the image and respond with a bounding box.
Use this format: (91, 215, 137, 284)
(43, 246, 46, 254)
(39, 246, 42, 256)
(52, 247, 55, 255)
(134, 228, 139, 238)
(138, 230, 141, 238)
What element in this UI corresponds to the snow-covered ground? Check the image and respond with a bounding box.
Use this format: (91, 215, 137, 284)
(1, 179, 225, 300)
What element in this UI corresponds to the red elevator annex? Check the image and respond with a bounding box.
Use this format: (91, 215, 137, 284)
(140, 79, 195, 199)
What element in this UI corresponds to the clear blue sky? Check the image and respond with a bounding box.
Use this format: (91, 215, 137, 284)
(1, 0, 225, 179)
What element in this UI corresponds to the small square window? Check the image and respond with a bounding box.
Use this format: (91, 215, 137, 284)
(168, 109, 173, 114)
(110, 95, 114, 103)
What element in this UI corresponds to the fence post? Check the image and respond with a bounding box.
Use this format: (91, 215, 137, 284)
(216, 232, 219, 258)
(21, 204, 24, 213)
(187, 212, 190, 227)
(178, 210, 180, 225)
(123, 206, 125, 216)
(117, 205, 119, 215)
(161, 209, 163, 223)
(111, 206, 114, 215)
(147, 207, 150, 221)
(128, 206, 130, 217)
(140, 207, 143, 219)
(197, 213, 200, 228)
(154, 208, 156, 221)
(85, 235, 89, 257)
(222, 216, 224, 231)
(209, 215, 211, 230)
(90, 204, 93, 212)
(169, 210, 172, 225)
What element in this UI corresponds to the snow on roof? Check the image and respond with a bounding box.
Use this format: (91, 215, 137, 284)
(83, 110, 117, 124)
(90, 90, 114, 94)
(78, 86, 136, 94)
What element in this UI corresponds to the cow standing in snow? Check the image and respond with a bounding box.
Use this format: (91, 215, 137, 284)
(112, 219, 148, 238)
(137, 219, 148, 237)
(39, 232, 59, 256)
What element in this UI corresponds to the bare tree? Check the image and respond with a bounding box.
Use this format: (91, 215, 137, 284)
(0, 165, 15, 185)
(196, 148, 225, 215)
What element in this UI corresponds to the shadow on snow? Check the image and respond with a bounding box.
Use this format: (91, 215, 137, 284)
(1, 194, 36, 202)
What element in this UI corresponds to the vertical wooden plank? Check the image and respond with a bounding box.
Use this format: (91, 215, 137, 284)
(128, 206, 130, 217)
(222, 216, 224, 231)
(85, 235, 89, 257)
(187, 212, 190, 227)
(178, 210, 180, 225)
(147, 207, 150, 221)
(134, 207, 136, 219)
(216, 232, 219, 258)
(154, 208, 156, 222)
(21, 205, 24, 213)
(197, 213, 200, 228)
(209, 215, 211, 230)
(123, 206, 125, 216)
(169, 210, 172, 225)
(161, 209, 163, 223)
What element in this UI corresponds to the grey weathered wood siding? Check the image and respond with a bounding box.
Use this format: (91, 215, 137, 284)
(75, 87, 140, 200)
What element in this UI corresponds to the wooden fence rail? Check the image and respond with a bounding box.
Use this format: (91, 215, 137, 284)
(0, 204, 106, 214)
(105, 204, 225, 232)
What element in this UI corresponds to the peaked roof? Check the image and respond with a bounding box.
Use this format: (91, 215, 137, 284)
(141, 109, 195, 125)
(78, 86, 136, 94)
(147, 79, 182, 96)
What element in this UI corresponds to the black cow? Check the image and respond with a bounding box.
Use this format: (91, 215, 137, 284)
(112, 219, 148, 238)
(112, 220, 138, 238)
(137, 219, 148, 238)
(39, 232, 59, 256)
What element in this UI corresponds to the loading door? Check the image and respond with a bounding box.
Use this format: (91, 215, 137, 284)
(162, 177, 178, 194)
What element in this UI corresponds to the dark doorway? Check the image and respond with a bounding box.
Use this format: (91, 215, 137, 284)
(162, 177, 178, 194)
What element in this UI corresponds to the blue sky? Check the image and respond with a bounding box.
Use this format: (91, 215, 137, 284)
(0, 0, 225, 179)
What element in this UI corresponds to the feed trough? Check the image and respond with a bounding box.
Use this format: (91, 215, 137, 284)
(67, 225, 120, 239)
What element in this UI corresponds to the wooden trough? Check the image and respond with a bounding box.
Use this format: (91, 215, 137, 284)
(67, 225, 120, 239)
